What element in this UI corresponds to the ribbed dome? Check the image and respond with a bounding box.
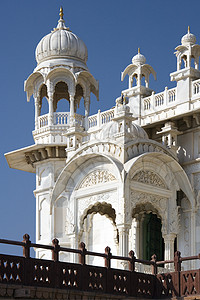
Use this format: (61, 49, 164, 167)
(100, 120, 148, 141)
(181, 26, 196, 46)
(132, 48, 146, 65)
(35, 9, 88, 64)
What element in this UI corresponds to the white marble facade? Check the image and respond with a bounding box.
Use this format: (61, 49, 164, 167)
(5, 12, 200, 269)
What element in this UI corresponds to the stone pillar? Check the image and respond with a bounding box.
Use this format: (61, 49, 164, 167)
(70, 94, 75, 126)
(84, 96, 90, 117)
(129, 76, 133, 88)
(163, 233, 176, 261)
(137, 73, 141, 87)
(84, 96, 90, 130)
(118, 225, 130, 257)
(48, 92, 54, 126)
(34, 96, 40, 130)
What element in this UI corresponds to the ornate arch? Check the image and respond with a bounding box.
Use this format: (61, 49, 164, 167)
(46, 68, 76, 95)
(78, 201, 118, 244)
(50, 152, 123, 208)
(25, 71, 44, 101)
(130, 191, 169, 235)
(125, 152, 195, 208)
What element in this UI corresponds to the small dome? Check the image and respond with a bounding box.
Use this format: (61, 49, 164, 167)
(181, 26, 196, 46)
(132, 48, 146, 65)
(35, 8, 88, 64)
(100, 120, 148, 141)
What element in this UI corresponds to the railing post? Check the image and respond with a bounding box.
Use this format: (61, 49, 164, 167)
(174, 251, 181, 297)
(151, 91, 155, 109)
(174, 251, 181, 272)
(151, 254, 157, 275)
(23, 234, 31, 258)
(129, 250, 136, 272)
(52, 238, 60, 262)
(79, 242, 87, 265)
(165, 86, 168, 105)
(97, 109, 101, 128)
(104, 246, 112, 269)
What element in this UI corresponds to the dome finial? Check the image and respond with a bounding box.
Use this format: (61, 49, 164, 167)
(59, 6, 64, 20)
(138, 47, 140, 54)
(188, 25, 190, 33)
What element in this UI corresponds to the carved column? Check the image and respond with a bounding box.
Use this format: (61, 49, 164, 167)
(34, 96, 40, 130)
(118, 224, 130, 258)
(48, 92, 54, 126)
(129, 76, 133, 88)
(84, 96, 90, 117)
(163, 233, 176, 261)
(84, 96, 90, 130)
(70, 94, 75, 125)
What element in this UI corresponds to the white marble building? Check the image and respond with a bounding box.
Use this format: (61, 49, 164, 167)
(5, 10, 200, 269)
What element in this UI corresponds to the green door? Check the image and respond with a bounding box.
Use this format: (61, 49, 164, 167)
(142, 213, 164, 261)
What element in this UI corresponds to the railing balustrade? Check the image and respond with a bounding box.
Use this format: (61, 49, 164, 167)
(155, 92, 164, 107)
(88, 108, 115, 129)
(38, 114, 48, 128)
(143, 87, 177, 112)
(168, 88, 176, 102)
(193, 78, 200, 96)
(0, 235, 200, 298)
(54, 112, 70, 125)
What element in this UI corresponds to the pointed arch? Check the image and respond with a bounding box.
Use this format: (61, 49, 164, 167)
(76, 71, 99, 100)
(50, 152, 123, 208)
(46, 67, 76, 95)
(24, 71, 44, 101)
(125, 152, 195, 208)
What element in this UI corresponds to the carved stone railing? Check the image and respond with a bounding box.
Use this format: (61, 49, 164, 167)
(37, 109, 114, 131)
(88, 108, 115, 130)
(142, 87, 177, 113)
(54, 112, 70, 125)
(38, 114, 49, 128)
(0, 235, 200, 298)
(192, 78, 200, 96)
(38, 112, 84, 129)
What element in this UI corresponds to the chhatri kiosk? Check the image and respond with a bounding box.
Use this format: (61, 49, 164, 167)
(5, 10, 200, 270)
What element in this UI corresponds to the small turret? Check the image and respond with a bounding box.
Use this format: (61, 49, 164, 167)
(170, 27, 200, 103)
(24, 8, 99, 146)
(121, 49, 156, 124)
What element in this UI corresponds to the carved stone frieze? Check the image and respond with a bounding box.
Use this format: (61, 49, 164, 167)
(132, 170, 166, 188)
(78, 170, 116, 189)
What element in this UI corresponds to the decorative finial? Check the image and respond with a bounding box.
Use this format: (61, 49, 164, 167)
(59, 6, 64, 20)
(188, 26, 190, 33)
(138, 47, 140, 54)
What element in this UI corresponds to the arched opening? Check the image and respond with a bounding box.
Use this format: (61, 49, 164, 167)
(53, 81, 69, 112)
(79, 202, 118, 267)
(141, 75, 146, 87)
(133, 74, 138, 87)
(191, 56, 195, 68)
(131, 203, 164, 262)
(181, 55, 187, 69)
(74, 84, 85, 115)
(142, 213, 164, 261)
(39, 84, 48, 115)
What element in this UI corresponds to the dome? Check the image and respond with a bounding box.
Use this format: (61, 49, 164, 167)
(181, 26, 196, 46)
(132, 48, 146, 65)
(100, 120, 148, 141)
(35, 8, 88, 64)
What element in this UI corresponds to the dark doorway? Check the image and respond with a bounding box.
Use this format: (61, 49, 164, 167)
(142, 213, 164, 261)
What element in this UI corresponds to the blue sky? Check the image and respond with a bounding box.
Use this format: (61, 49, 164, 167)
(0, 0, 199, 256)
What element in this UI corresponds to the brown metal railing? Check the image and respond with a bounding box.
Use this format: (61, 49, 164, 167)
(0, 234, 200, 298)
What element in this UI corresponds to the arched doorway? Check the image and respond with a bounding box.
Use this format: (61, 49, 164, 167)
(142, 213, 164, 261)
(79, 202, 118, 267)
